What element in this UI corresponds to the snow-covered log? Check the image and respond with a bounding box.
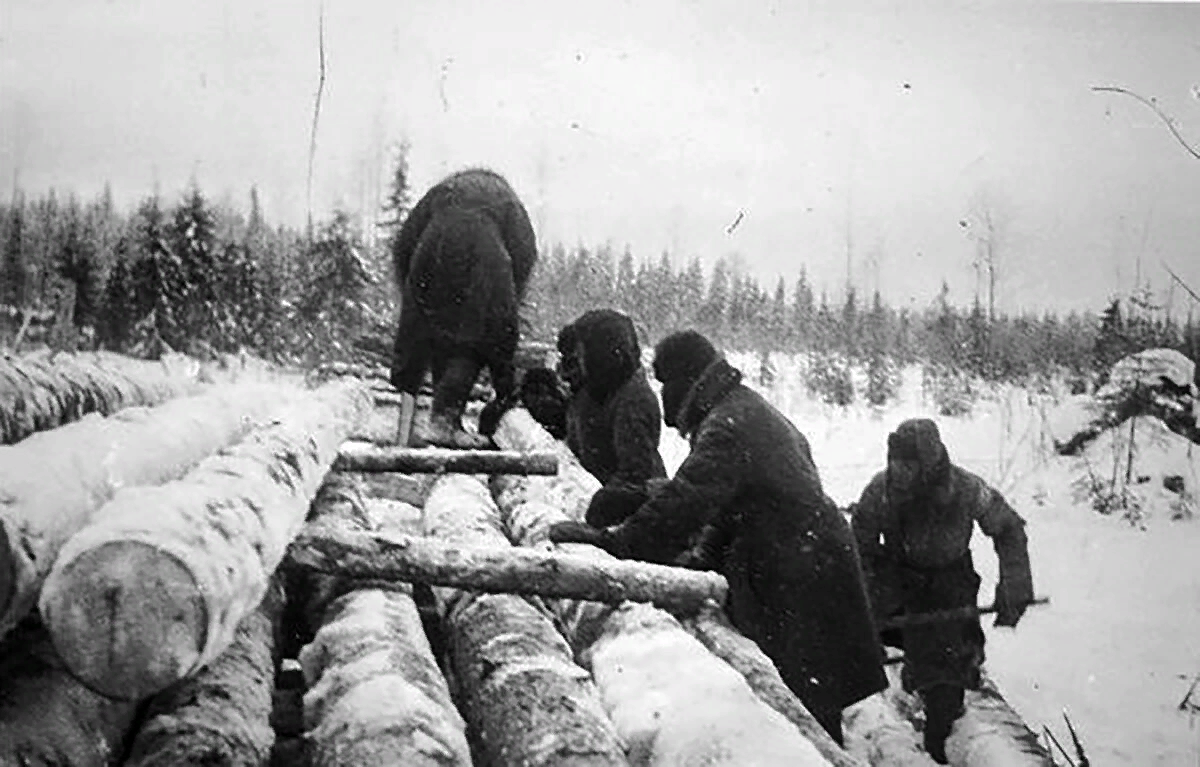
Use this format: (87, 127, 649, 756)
(841, 694, 941, 767)
(0, 617, 140, 766)
(39, 378, 372, 701)
(490, 408, 834, 766)
(878, 666, 1054, 767)
(334, 441, 559, 475)
(0, 349, 203, 444)
(682, 603, 869, 767)
(288, 524, 727, 613)
(0, 381, 298, 641)
(423, 473, 628, 766)
(123, 581, 283, 767)
(293, 474, 471, 766)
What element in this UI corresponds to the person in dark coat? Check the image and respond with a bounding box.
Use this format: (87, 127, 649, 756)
(515, 366, 571, 439)
(548, 329, 886, 745)
(847, 417, 1034, 764)
(555, 309, 668, 527)
(389, 168, 537, 449)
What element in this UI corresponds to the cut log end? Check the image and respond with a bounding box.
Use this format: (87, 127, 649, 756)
(42, 540, 206, 700)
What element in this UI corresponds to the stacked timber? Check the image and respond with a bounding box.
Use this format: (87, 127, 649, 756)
(878, 666, 1055, 767)
(423, 472, 628, 766)
(294, 474, 471, 766)
(0, 349, 202, 444)
(123, 580, 284, 767)
(0, 616, 140, 766)
(0, 381, 302, 641)
(489, 408, 838, 766)
(38, 378, 372, 701)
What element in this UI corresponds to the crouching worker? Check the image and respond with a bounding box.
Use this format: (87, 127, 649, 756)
(847, 418, 1035, 764)
(555, 309, 668, 527)
(548, 330, 886, 745)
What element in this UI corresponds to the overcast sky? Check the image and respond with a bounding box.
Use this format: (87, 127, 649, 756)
(3, 0, 1200, 314)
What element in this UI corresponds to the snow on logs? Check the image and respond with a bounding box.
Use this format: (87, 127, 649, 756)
(334, 441, 559, 475)
(0, 381, 299, 641)
(295, 474, 471, 766)
(423, 473, 628, 766)
(38, 378, 372, 701)
(287, 524, 727, 614)
(0, 349, 202, 445)
(0, 617, 140, 766)
(122, 581, 283, 767)
(489, 408, 835, 766)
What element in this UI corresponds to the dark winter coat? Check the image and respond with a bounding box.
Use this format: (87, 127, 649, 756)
(558, 310, 667, 526)
(389, 169, 537, 395)
(848, 418, 1034, 691)
(604, 358, 888, 714)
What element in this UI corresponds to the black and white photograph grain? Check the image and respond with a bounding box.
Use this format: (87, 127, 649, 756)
(2, 0, 1199, 765)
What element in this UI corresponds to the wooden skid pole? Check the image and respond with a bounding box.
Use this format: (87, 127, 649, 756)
(39, 379, 372, 701)
(334, 441, 559, 475)
(490, 408, 836, 766)
(287, 524, 727, 613)
(423, 472, 628, 766)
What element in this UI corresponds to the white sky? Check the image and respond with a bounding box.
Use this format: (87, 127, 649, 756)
(3, 0, 1200, 313)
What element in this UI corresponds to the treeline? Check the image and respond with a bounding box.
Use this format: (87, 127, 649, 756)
(2, 183, 1198, 397)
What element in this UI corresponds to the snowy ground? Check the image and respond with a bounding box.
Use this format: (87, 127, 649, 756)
(655, 354, 1200, 766)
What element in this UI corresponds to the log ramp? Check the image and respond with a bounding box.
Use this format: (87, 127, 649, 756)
(0, 349, 204, 445)
(294, 473, 471, 766)
(38, 377, 373, 702)
(0, 381, 306, 642)
(422, 472, 629, 766)
(491, 409, 837, 766)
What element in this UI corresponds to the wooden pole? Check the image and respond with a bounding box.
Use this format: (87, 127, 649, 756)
(334, 441, 558, 475)
(288, 524, 727, 614)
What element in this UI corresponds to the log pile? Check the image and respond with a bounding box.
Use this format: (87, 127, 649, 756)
(423, 473, 628, 766)
(295, 475, 471, 766)
(0, 349, 203, 444)
(39, 378, 372, 701)
(0, 381, 301, 641)
(0, 616, 140, 766)
(490, 408, 837, 766)
(123, 581, 283, 767)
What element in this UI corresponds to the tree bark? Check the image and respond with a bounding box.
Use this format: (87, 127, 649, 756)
(0, 616, 140, 767)
(39, 379, 371, 701)
(294, 473, 471, 767)
(0, 381, 299, 641)
(424, 473, 628, 766)
(288, 524, 726, 614)
(0, 349, 202, 444)
(334, 441, 559, 475)
(123, 580, 284, 767)
(490, 408, 834, 766)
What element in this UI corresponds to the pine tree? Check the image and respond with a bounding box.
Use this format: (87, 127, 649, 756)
(2, 193, 28, 309)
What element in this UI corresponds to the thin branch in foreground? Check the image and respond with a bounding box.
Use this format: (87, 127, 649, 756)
(306, 2, 327, 238)
(1092, 85, 1200, 161)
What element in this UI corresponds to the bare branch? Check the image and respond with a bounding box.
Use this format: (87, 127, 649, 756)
(1162, 260, 1200, 305)
(306, 3, 327, 238)
(1092, 85, 1200, 161)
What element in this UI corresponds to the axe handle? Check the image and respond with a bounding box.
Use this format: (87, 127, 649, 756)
(878, 596, 1050, 631)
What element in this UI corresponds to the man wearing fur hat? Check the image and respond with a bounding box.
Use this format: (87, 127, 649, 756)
(549, 329, 886, 745)
(847, 418, 1034, 763)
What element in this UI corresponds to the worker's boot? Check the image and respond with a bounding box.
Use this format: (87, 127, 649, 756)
(921, 684, 965, 765)
(418, 355, 490, 449)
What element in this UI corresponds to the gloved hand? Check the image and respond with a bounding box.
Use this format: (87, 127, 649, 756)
(477, 397, 511, 438)
(993, 577, 1032, 628)
(547, 520, 608, 547)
